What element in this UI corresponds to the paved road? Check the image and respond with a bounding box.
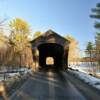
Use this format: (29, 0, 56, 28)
(10, 71, 100, 100)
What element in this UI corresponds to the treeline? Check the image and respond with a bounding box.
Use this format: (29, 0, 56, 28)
(0, 18, 33, 69)
(85, 2, 100, 66)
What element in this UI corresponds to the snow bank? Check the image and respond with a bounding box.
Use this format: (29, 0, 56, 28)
(68, 69, 100, 90)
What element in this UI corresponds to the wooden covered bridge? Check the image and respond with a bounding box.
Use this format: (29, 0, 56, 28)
(31, 30, 70, 70)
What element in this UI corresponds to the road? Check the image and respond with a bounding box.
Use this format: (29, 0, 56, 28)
(10, 70, 100, 100)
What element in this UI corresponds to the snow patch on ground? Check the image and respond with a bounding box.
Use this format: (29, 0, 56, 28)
(68, 69, 100, 90)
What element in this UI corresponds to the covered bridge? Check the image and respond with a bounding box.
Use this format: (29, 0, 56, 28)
(31, 30, 70, 70)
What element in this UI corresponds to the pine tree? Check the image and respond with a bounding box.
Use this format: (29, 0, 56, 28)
(90, 2, 100, 65)
(85, 42, 94, 66)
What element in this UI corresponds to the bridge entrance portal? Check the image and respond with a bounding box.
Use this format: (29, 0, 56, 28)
(38, 43, 64, 70)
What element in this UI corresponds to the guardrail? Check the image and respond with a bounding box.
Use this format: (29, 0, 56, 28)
(0, 68, 30, 81)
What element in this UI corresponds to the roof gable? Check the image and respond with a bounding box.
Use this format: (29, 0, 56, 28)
(31, 29, 70, 44)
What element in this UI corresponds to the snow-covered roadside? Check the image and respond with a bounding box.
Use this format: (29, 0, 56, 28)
(68, 69, 100, 91)
(68, 65, 100, 78)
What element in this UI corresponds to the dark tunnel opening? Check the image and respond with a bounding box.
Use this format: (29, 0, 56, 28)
(38, 43, 64, 70)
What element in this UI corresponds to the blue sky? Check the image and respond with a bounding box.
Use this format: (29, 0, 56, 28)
(0, 0, 100, 50)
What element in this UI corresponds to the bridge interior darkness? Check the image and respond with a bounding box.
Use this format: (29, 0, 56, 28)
(38, 43, 64, 70)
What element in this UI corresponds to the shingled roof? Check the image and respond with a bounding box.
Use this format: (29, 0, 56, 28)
(31, 29, 70, 44)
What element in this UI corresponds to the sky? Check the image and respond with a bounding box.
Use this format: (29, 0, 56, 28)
(0, 0, 100, 50)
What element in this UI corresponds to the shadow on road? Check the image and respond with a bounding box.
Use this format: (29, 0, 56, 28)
(35, 67, 68, 87)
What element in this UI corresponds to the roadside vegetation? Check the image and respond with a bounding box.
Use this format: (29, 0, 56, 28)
(84, 2, 100, 75)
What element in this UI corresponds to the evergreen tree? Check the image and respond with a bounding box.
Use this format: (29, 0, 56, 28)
(90, 2, 100, 65)
(86, 42, 94, 66)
